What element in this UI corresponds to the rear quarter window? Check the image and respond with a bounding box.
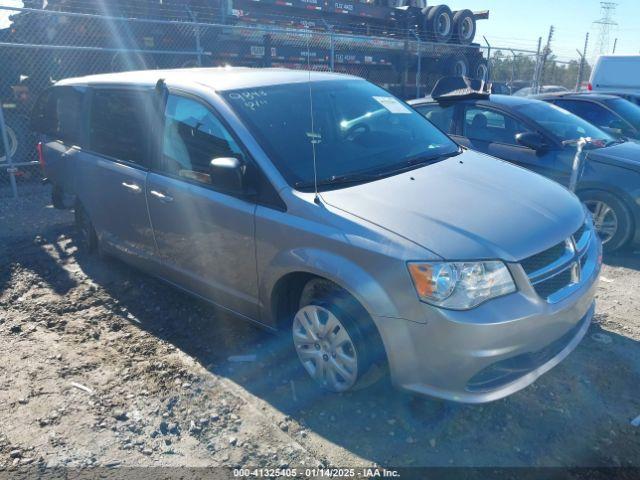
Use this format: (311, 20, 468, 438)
(31, 86, 85, 146)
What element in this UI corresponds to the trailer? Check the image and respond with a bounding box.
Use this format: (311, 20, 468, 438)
(0, 0, 490, 164)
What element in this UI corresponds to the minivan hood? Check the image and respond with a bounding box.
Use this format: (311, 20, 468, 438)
(321, 151, 585, 262)
(588, 141, 640, 172)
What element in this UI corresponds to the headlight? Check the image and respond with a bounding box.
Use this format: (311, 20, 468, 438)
(407, 261, 516, 310)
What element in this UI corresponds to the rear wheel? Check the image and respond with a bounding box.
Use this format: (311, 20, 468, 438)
(426, 5, 453, 44)
(452, 9, 476, 45)
(74, 201, 98, 253)
(443, 55, 470, 77)
(292, 279, 385, 393)
(580, 190, 633, 252)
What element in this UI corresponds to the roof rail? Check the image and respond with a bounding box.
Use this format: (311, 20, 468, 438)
(431, 76, 491, 101)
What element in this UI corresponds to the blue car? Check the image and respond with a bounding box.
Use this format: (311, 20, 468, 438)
(535, 92, 640, 141)
(409, 90, 640, 252)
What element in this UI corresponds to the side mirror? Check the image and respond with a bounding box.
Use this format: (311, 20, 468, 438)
(209, 157, 246, 194)
(515, 131, 548, 151)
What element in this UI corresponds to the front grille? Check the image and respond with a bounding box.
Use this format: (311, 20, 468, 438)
(532, 269, 572, 298)
(520, 241, 566, 275)
(520, 222, 590, 302)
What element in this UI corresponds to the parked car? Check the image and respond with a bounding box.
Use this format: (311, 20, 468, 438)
(490, 82, 511, 95)
(536, 92, 640, 141)
(410, 87, 640, 251)
(33, 68, 600, 403)
(513, 85, 568, 97)
(589, 55, 640, 97)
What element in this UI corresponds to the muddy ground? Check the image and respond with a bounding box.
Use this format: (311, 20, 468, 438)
(0, 190, 639, 471)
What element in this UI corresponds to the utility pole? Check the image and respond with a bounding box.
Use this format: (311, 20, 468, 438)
(531, 36, 542, 91)
(537, 25, 554, 93)
(594, 2, 618, 57)
(612, 38, 618, 53)
(576, 32, 589, 91)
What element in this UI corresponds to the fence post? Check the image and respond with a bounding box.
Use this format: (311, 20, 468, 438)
(329, 27, 335, 72)
(401, 39, 409, 99)
(186, 6, 203, 66)
(531, 36, 542, 91)
(483, 36, 492, 83)
(263, 34, 272, 68)
(0, 104, 18, 198)
(575, 33, 589, 91)
(414, 30, 422, 99)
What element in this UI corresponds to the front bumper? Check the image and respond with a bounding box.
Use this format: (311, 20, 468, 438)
(375, 232, 602, 403)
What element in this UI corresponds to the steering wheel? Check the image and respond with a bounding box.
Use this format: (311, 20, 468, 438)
(345, 123, 370, 141)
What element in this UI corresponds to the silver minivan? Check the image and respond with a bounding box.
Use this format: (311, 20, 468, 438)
(33, 68, 602, 403)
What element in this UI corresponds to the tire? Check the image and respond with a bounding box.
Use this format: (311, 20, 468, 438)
(425, 5, 454, 44)
(579, 190, 634, 252)
(74, 200, 99, 253)
(0, 113, 29, 164)
(292, 279, 386, 393)
(52, 185, 65, 209)
(452, 9, 476, 45)
(471, 57, 489, 81)
(443, 54, 470, 77)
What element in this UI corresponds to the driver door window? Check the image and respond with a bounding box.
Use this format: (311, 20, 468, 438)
(463, 106, 531, 145)
(161, 95, 243, 186)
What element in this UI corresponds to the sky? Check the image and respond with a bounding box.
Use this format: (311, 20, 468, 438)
(0, 0, 639, 61)
(448, 0, 640, 62)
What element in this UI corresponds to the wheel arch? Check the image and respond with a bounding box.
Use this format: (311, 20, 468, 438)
(262, 248, 403, 330)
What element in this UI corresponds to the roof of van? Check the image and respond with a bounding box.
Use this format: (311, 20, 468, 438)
(55, 67, 358, 91)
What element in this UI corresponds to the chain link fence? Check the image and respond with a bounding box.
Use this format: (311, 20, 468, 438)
(0, 2, 584, 198)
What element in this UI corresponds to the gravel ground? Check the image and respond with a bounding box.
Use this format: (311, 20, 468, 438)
(1, 189, 639, 471)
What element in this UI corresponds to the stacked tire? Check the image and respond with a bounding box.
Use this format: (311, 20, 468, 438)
(0, 112, 28, 165)
(422, 5, 476, 45)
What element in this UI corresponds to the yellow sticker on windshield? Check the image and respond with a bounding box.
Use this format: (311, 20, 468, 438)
(373, 96, 411, 114)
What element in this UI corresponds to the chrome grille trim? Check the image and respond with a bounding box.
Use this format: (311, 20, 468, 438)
(521, 221, 592, 303)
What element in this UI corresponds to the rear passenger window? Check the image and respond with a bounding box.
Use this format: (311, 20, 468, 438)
(89, 89, 153, 165)
(31, 86, 84, 145)
(415, 104, 455, 133)
(463, 106, 531, 145)
(160, 95, 244, 186)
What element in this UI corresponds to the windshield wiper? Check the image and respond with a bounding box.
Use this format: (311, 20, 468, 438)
(294, 172, 381, 190)
(294, 149, 462, 190)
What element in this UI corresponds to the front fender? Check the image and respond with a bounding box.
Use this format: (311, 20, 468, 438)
(259, 247, 405, 326)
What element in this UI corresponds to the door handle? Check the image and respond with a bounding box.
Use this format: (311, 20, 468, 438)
(149, 189, 174, 203)
(121, 182, 142, 194)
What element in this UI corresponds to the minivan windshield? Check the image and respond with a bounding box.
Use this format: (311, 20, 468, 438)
(513, 101, 615, 144)
(223, 80, 459, 189)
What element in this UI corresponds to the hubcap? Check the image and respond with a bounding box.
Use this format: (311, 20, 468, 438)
(436, 13, 451, 36)
(292, 305, 358, 392)
(461, 17, 474, 40)
(0, 125, 18, 163)
(585, 200, 618, 245)
(454, 59, 468, 76)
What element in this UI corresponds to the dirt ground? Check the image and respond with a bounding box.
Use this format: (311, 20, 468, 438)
(1, 189, 639, 471)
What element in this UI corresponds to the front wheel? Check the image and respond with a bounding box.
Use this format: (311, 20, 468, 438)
(580, 190, 633, 252)
(292, 279, 385, 393)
